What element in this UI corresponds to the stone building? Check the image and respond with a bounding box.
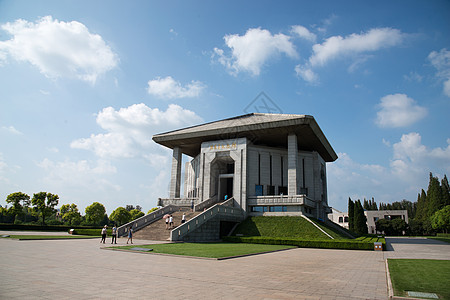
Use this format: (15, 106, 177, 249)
(153, 113, 338, 220)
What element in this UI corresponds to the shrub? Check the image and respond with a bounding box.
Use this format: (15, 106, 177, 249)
(223, 236, 385, 251)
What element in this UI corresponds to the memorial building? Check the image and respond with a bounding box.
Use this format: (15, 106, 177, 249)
(153, 113, 338, 220)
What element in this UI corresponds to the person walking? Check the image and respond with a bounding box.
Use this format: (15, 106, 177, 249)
(165, 215, 169, 229)
(169, 215, 174, 229)
(101, 225, 107, 244)
(126, 226, 133, 244)
(111, 225, 117, 244)
(181, 213, 186, 224)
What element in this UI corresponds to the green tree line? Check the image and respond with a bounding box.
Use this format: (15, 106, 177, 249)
(1, 191, 158, 227)
(347, 173, 450, 235)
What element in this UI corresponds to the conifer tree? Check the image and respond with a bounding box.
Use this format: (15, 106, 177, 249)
(363, 198, 370, 210)
(354, 200, 368, 235)
(426, 173, 443, 218)
(441, 175, 450, 207)
(370, 197, 378, 210)
(348, 198, 354, 232)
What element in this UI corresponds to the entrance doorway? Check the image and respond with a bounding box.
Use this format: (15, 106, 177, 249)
(210, 156, 235, 201)
(218, 174, 233, 201)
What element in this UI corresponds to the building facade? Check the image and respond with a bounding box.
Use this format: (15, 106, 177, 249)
(327, 209, 409, 234)
(153, 113, 338, 220)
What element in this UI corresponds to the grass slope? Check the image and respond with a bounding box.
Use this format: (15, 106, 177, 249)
(232, 216, 336, 240)
(388, 259, 450, 299)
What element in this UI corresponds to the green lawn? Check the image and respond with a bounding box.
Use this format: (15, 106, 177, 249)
(388, 259, 450, 299)
(2, 235, 96, 240)
(110, 242, 295, 258)
(232, 216, 333, 240)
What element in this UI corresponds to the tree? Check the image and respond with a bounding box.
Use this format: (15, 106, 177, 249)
(130, 209, 144, 220)
(375, 219, 390, 235)
(110, 207, 131, 226)
(125, 205, 135, 211)
(441, 175, 450, 207)
(85, 202, 106, 225)
(147, 207, 159, 214)
(31, 192, 59, 225)
(353, 200, 368, 235)
(363, 198, 370, 210)
(431, 205, 450, 233)
(5, 192, 30, 222)
(426, 173, 444, 218)
(348, 198, 354, 232)
(390, 218, 408, 236)
(60, 204, 82, 225)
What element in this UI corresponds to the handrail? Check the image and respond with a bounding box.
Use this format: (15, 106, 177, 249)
(170, 198, 244, 241)
(194, 195, 218, 211)
(117, 205, 178, 237)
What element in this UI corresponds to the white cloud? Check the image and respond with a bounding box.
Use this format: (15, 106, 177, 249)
(213, 27, 298, 76)
(375, 94, 427, 128)
(147, 76, 206, 99)
(309, 28, 403, 67)
(428, 48, 450, 97)
(71, 103, 203, 159)
(37, 158, 120, 192)
(0, 16, 118, 84)
(291, 25, 316, 43)
(390, 132, 450, 181)
(328, 133, 450, 211)
(403, 71, 423, 82)
(294, 65, 318, 84)
(1, 125, 23, 135)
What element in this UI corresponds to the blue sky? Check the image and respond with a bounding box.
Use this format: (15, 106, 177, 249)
(1, 0, 449, 214)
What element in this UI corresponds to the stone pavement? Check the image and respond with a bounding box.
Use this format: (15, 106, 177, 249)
(0, 232, 448, 300)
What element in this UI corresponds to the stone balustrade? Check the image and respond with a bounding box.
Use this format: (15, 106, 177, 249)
(117, 205, 178, 237)
(247, 195, 316, 208)
(170, 198, 244, 241)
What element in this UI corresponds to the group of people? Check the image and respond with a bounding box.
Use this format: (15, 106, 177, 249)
(165, 213, 186, 230)
(100, 225, 134, 244)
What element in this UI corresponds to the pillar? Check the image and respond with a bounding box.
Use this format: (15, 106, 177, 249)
(169, 147, 182, 198)
(288, 134, 298, 195)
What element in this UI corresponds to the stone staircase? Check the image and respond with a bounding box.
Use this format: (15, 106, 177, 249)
(133, 208, 200, 241)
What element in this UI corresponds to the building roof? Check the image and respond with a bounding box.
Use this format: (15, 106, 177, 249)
(152, 113, 338, 161)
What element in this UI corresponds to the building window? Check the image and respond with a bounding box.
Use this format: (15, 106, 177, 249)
(278, 186, 287, 195)
(269, 206, 287, 212)
(255, 185, 263, 196)
(344, 216, 348, 222)
(267, 185, 275, 196)
(338, 216, 343, 223)
(251, 206, 267, 212)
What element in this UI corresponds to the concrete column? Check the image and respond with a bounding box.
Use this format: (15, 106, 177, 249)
(169, 147, 182, 198)
(288, 134, 298, 195)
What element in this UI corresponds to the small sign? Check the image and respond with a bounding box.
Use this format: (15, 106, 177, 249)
(130, 247, 153, 252)
(407, 291, 438, 299)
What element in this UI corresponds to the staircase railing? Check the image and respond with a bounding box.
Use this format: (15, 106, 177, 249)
(194, 195, 218, 211)
(117, 205, 178, 237)
(170, 198, 244, 241)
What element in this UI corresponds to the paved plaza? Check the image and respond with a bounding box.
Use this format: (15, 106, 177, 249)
(0, 232, 449, 300)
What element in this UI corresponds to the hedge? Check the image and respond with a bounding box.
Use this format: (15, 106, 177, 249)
(222, 236, 386, 251)
(0, 223, 101, 231)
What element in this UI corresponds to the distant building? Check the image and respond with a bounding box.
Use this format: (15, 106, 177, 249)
(327, 209, 409, 234)
(328, 208, 349, 229)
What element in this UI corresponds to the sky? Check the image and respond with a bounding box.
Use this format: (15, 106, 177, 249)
(1, 0, 449, 215)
